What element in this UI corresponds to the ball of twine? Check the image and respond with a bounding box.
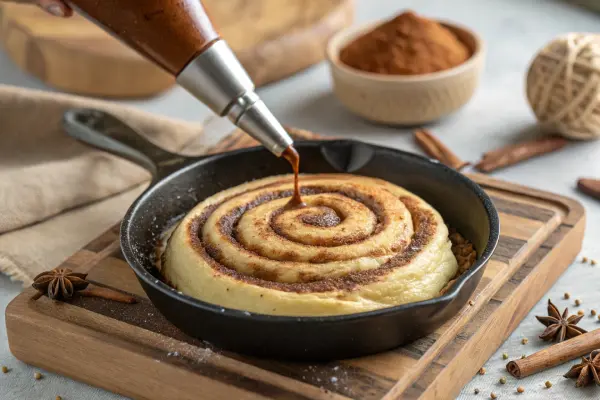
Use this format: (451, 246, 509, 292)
(526, 33, 600, 140)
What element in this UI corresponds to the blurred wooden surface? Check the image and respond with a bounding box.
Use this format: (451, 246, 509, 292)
(0, 3, 175, 98)
(0, 0, 354, 99)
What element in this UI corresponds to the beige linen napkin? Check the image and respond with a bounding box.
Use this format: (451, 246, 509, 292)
(0, 84, 208, 286)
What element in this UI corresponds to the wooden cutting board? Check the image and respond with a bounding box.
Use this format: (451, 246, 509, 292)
(6, 128, 585, 400)
(0, 0, 353, 98)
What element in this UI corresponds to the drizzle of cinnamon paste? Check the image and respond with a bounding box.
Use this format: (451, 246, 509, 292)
(186, 179, 437, 293)
(282, 146, 306, 209)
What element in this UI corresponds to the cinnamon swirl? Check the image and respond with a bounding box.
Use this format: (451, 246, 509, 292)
(161, 174, 460, 316)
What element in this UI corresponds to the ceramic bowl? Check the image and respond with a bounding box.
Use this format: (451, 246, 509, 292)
(325, 18, 485, 125)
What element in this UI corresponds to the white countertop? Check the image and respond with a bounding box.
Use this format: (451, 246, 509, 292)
(2, 0, 600, 399)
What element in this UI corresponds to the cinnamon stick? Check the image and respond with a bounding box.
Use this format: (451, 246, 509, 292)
(80, 286, 137, 304)
(474, 136, 568, 173)
(577, 178, 600, 201)
(506, 329, 600, 379)
(30, 291, 44, 301)
(414, 129, 469, 171)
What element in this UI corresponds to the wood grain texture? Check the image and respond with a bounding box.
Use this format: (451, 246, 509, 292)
(0, 0, 353, 98)
(5, 128, 586, 400)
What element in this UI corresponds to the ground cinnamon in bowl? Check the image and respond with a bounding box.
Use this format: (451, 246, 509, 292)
(339, 10, 471, 75)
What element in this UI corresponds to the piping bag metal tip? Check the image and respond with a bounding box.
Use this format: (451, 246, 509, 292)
(234, 99, 293, 157)
(176, 39, 293, 157)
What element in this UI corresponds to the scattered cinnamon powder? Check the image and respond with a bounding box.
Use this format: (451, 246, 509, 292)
(339, 11, 470, 75)
(439, 228, 477, 295)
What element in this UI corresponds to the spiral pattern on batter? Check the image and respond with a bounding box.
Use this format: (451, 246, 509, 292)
(162, 174, 459, 316)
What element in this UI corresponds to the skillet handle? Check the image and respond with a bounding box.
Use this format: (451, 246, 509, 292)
(63, 108, 190, 179)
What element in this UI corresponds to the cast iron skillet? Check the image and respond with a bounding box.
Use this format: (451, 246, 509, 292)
(63, 108, 499, 361)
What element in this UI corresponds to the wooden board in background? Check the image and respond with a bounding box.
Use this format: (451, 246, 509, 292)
(0, 3, 175, 98)
(6, 128, 586, 400)
(0, 0, 353, 98)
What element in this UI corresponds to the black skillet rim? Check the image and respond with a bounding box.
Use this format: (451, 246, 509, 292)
(120, 140, 500, 323)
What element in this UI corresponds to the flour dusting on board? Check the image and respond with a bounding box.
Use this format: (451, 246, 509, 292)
(159, 336, 218, 365)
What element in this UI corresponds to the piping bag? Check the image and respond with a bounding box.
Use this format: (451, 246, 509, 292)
(65, 0, 294, 157)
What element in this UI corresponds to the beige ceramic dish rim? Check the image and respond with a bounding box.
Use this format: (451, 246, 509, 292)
(325, 17, 486, 83)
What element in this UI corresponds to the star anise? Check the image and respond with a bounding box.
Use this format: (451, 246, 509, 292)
(564, 350, 600, 387)
(535, 299, 587, 342)
(32, 268, 89, 300)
